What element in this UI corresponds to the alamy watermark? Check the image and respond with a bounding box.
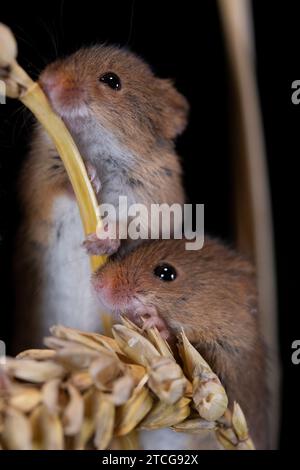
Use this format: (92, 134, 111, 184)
(291, 340, 300, 365)
(96, 198, 204, 250)
(0, 340, 6, 365)
(0, 80, 6, 104)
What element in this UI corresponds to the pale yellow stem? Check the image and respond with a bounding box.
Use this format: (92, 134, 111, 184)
(21, 83, 106, 271)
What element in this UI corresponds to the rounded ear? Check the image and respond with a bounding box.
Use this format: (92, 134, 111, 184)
(157, 79, 189, 140)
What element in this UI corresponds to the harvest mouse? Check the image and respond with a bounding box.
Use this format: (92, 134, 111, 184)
(92, 237, 268, 450)
(13, 46, 188, 351)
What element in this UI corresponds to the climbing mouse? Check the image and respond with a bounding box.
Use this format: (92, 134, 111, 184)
(92, 237, 268, 449)
(13, 45, 188, 351)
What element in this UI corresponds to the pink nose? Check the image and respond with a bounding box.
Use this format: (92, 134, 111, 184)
(92, 276, 115, 305)
(92, 274, 133, 308)
(40, 70, 84, 109)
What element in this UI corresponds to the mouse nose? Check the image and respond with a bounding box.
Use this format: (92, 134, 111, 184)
(92, 273, 134, 308)
(93, 275, 119, 304)
(39, 68, 86, 112)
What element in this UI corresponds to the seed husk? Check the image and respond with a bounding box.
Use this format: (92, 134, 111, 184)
(113, 324, 160, 367)
(42, 378, 61, 415)
(8, 386, 42, 413)
(63, 384, 84, 435)
(140, 397, 190, 429)
(5, 358, 65, 383)
(173, 417, 216, 433)
(148, 356, 187, 404)
(94, 396, 115, 450)
(115, 386, 153, 436)
(1, 407, 32, 450)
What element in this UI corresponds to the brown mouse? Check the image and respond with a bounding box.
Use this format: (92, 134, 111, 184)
(13, 45, 188, 351)
(92, 237, 268, 449)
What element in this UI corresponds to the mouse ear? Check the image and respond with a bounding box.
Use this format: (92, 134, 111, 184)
(157, 79, 189, 139)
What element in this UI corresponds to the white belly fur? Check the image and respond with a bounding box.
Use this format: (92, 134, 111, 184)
(40, 194, 103, 335)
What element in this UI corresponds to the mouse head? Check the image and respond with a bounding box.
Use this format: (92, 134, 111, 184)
(40, 46, 189, 152)
(92, 239, 258, 345)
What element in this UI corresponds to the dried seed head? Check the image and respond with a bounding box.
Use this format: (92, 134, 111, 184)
(69, 371, 93, 391)
(63, 384, 84, 436)
(42, 378, 61, 415)
(215, 429, 237, 450)
(89, 355, 123, 391)
(111, 374, 134, 406)
(5, 358, 65, 383)
(124, 364, 147, 385)
(94, 396, 115, 450)
(115, 386, 153, 436)
(193, 377, 228, 421)
(30, 405, 64, 450)
(73, 389, 98, 450)
(232, 401, 249, 441)
(17, 349, 56, 361)
(216, 426, 239, 446)
(146, 327, 174, 358)
(1, 407, 32, 450)
(113, 325, 160, 367)
(0, 323, 255, 450)
(148, 357, 187, 404)
(140, 397, 190, 430)
(0, 23, 17, 67)
(8, 386, 42, 413)
(179, 330, 215, 379)
(178, 331, 228, 421)
(50, 325, 116, 356)
(173, 417, 216, 433)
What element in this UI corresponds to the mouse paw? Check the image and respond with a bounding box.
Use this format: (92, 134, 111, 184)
(86, 162, 101, 195)
(82, 233, 120, 256)
(131, 306, 170, 339)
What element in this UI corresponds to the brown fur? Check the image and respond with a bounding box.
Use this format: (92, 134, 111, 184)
(14, 45, 188, 351)
(93, 238, 269, 449)
(20, 45, 188, 239)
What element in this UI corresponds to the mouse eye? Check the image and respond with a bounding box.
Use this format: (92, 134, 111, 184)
(154, 263, 177, 282)
(99, 72, 121, 90)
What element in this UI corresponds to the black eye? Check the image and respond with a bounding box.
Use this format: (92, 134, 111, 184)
(99, 72, 121, 90)
(154, 263, 177, 282)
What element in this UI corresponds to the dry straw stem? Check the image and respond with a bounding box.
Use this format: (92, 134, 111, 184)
(0, 320, 255, 450)
(0, 23, 105, 272)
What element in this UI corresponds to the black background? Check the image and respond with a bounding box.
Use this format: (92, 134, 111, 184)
(0, 0, 299, 449)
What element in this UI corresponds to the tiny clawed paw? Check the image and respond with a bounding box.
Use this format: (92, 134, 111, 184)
(86, 162, 101, 194)
(82, 233, 120, 256)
